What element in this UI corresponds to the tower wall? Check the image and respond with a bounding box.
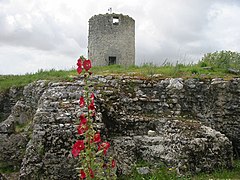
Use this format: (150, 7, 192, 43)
(88, 13, 135, 66)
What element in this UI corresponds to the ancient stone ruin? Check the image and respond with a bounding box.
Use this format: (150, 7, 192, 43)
(0, 76, 239, 179)
(88, 13, 135, 66)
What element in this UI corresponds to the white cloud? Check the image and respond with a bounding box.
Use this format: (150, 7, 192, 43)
(0, 0, 240, 74)
(206, 2, 240, 51)
(0, 45, 80, 75)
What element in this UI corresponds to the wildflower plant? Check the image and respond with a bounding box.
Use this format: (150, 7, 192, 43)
(72, 56, 117, 179)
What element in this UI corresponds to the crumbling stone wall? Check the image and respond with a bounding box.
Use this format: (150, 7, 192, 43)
(97, 76, 240, 155)
(0, 76, 240, 179)
(0, 81, 48, 177)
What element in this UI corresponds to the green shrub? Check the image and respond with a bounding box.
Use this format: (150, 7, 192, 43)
(198, 50, 240, 71)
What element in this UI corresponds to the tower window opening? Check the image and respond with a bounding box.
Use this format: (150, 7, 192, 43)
(109, 56, 116, 65)
(113, 17, 119, 25)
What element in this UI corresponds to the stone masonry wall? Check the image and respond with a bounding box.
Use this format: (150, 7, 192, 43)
(88, 13, 135, 66)
(0, 76, 239, 179)
(0, 81, 48, 177)
(97, 77, 240, 155)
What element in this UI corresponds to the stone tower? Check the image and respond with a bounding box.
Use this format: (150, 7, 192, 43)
(88, 13, 135, 66)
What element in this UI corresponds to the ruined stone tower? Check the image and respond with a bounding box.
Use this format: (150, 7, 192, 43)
(88, 13, 135, 66)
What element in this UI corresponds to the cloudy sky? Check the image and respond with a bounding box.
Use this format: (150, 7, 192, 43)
(0, 0, 240, 75)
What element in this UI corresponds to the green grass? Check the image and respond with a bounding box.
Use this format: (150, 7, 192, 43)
(0, 64, 238, 92)
(118, 160, 240, 180)
(0, 69, 76, 92)
(0, 162, 18, 174)
(14, 119, 33, 137)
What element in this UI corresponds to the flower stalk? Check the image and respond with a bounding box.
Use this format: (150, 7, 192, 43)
(72, 56, 117, 179)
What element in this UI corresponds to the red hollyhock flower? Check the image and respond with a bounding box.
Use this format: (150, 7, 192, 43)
(72, 140, 85, 157)
(80, 114, 87, 124)
(77, 124, 88, 135)
(98, 142, 110, 155)
(83, 59, 92, 71)
(77, 127, 84, 135)
(88, 101, 95, 111)
(77, 58, 83, 67)
(89, 168, 94, 178)
(90, 93, 94, 100)
(77, 66, 83, 74)
(77, 58, 83, 74)
(80, 169, 86, 179)
(112, 159, 116, 168)
(79, 96, 85, 107)
(93, 132, 101, 143)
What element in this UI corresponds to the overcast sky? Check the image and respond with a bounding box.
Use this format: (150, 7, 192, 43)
(0, 0, 240, 75)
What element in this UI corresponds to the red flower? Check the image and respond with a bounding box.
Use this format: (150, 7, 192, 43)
(98, 142, 110, 155)
(80, 114, 87, 124)
(72, 140, 85, 157)
(79, 96, 85, 107)
(77, 66, 83, 74)
(88, 93, 95, 111)
(77, 124, 88, 135)
(78, 114, 88, 134)
(90, 93, 94, 100)
(77, 58, 83, 67)
(93, 132, 101, 143)
(80, 169, 86, 179)
(91, 111, 96, 117)
(112, 159, 116, 168)
(83, 59, 92, 71)
(89, 168, 94, 178)
(77, 58, 83, 74)
(88, 101, 95, 111)
(77, 128, 84, 135)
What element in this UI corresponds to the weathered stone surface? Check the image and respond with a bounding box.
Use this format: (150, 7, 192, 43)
(19, 124, 78, 180)
(112, 118, 232, 175)
(0, 77, 239, 179)
(181, 78, 240, 155)
(0, 172, 19, 180)
(147, 130, 156, 137)
(228, 68, 240, 74)
(19, 82, 84, 179)
(0, 81, 48, 175)
(98, 77, 240, 156)
(0, 115, 15, 134)
(0, 133, 28, 172)
(136, 167, 150, 175)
